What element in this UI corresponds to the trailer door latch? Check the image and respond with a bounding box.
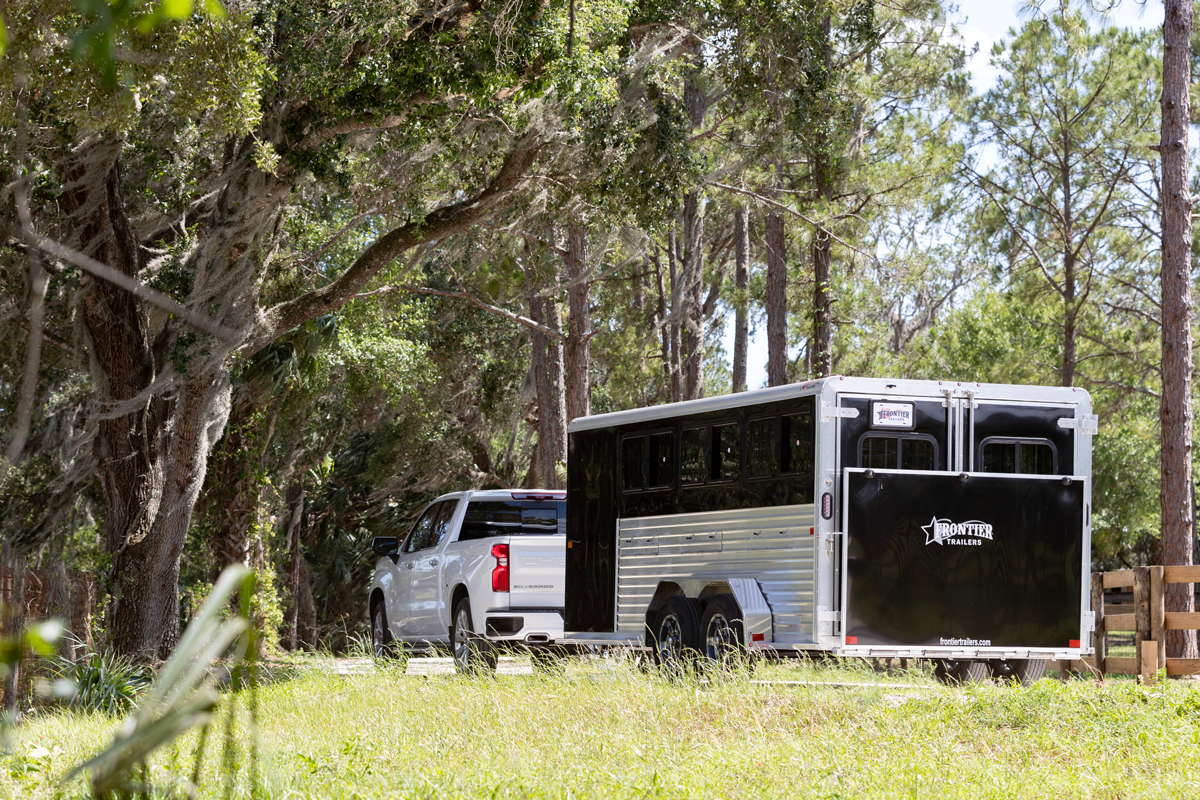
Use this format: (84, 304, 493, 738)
(821, 402, 860, 421)
(1057, 414, 1099, 435)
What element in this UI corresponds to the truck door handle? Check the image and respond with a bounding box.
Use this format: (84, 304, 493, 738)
(428, 558, 438, 567)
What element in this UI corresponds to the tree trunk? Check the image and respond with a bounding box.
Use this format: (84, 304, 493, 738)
(765, 211, 788, 386)
(208, 400, 258, 580)
(3, 552, 26, 717)
(284, 480, 304, 651)
(667, 228, 683, 403)
(1160, 0, 1197, 660)
(732, 205, 750, 393)
(565, 221, 591, 422)
(682, 191, 706, 400)
(527, 259, 567, 488)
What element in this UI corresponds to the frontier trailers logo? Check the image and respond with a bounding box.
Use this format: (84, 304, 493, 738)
(922, 517, 994, 546)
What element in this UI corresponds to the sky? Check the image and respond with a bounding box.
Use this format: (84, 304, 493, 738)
(722, 0, 1160, 391)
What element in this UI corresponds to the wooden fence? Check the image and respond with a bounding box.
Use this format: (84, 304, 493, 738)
(1056, 566, 1200, 682)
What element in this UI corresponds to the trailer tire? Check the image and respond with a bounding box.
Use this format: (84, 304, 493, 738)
(651, 596, 702, 671)
(988, 658, 1046, 687)
(700, 595, 746, 670)
(933, 659, 989, 685)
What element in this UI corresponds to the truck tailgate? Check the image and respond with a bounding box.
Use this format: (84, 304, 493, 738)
(508, 536, 566, 608)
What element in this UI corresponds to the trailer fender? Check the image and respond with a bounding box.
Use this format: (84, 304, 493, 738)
(725, 578, 774, 645)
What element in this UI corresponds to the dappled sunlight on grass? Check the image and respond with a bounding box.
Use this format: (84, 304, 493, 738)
(4, 657, 1199, 798)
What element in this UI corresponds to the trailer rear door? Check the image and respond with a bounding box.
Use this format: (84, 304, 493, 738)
(841, 468, 1085, 649)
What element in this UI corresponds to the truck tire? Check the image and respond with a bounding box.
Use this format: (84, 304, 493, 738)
(452, 597, 497, 675)
(371, 603, 401, 662)
(989, 658, 1046, 687)
(933, 659, 989, 685)
(700, 595, 746, 670)
(651, 596, 702, 671)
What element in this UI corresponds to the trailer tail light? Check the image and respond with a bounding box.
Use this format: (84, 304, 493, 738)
(821, 492, 833, 519)
(845, 636, 858, 645)
(1069, 639, 1080, 648)
(491, 544, 509, 592)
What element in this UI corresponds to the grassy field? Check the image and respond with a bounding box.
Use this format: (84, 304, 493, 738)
(4, 656, 1200, 799)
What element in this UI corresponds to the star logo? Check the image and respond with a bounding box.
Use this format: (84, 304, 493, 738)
(922, 517, 993, 546)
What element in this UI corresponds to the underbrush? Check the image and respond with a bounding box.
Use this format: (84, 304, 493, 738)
(3, 657, 1199, 798)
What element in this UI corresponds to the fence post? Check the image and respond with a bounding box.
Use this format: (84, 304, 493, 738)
(1091, 572, 1106, 679)
(1150, 565, 1165, 677)
(1133, 566, 1151, 662)
(1140, 640, 1158, 685)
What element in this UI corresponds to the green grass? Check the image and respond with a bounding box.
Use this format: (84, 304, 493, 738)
(4, 657, 1200, 799)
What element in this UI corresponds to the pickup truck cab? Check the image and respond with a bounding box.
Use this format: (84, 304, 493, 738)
(369, 489, 566, 671)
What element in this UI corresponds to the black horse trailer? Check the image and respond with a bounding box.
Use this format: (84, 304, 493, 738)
(562, 377, 1095, 681)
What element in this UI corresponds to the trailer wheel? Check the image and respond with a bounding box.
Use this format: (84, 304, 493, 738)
(933, 659, 988, 685)
(700, 595, 746, 670)
(988, 658, 1046, 687)
(651, 596, 702, 671)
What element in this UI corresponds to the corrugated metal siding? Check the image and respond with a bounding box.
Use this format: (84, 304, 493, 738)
(616, 504, 817, 640)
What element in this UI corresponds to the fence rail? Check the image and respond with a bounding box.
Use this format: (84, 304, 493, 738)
(1061, 566, 1200, 682)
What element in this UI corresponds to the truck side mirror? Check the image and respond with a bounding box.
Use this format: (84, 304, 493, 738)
(372, 536, 400, 557)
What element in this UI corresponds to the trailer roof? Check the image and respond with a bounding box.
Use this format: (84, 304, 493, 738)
(566, 376, 1090, 433)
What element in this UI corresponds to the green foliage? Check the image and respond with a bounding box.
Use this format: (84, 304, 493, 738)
(64, 565, 257, 797)
(47, 650, 154, 716)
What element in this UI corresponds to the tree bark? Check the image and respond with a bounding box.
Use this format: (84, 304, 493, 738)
(527, 256, 567, 488)
(284, 480, 304, 651)
(765, 211, 788, 386)
(682, 191, 706, 400)
(564, 221, 591, 422)
(1160, 0, 1197, 660)
(667, 228, 683, 402)
(3, 552, 26, 717)
(732, 205, 750, 393)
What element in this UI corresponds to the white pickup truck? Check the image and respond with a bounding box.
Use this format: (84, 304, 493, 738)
(368, 489, 567, 671)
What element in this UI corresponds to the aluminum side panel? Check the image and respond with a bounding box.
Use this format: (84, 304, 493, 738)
(615, 505, 817, 640)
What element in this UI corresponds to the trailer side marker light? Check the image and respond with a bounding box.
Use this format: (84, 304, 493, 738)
(1069, 639, 1080, 648)
(567, 541, 573, 548)
(845, 636, 858, 645)
(809, 527, 815, 536)
(752, 633, 765, 642)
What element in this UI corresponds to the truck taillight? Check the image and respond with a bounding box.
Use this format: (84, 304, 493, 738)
(491, 543, 509, 592)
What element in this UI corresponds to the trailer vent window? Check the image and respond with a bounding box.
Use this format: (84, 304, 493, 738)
(858, 433, 938, 471)
(980, 438, 1057, 475)
(681, 427, 707, 484)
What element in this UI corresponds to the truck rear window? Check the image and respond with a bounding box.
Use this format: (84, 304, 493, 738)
(458, 501, 565, 540)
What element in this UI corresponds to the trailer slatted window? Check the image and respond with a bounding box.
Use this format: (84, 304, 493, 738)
(621, 436, 645, 490)
(980, 437, 1057, 475)
(748, 417, 776, 477)
(681, 427, 707, 484)
(647, 432, 675, 488)
(781, 411, 814, 475)
(713, 423, 740, 481)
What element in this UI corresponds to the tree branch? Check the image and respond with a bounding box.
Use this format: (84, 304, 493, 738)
(257, 132, 542, 350)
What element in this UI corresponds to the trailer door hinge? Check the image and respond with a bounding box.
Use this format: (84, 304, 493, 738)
(817, 608, 842, 624)
(821, 403, 859, 422)
(1058, 414, 1099, 435)
(1082, 610, 1095, 633)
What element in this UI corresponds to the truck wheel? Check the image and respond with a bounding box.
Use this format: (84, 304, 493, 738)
(933, 659, 989, 685)
(371, 603, 401, 663)
(989, 659, 1046, 687)
(452, 597, 496, 675)
(700, 595, 746, 670)
(651, 596, 702, 671)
